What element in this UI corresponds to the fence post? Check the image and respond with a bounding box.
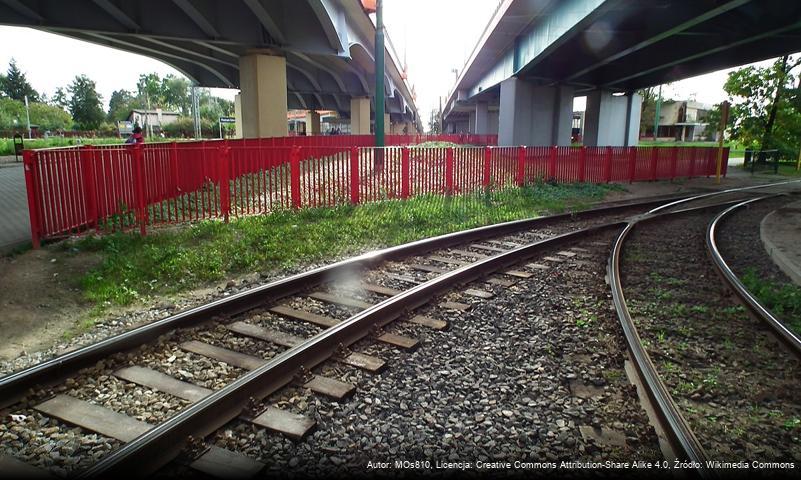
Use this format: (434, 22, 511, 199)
(516, 146, 526, 186)
(603, 146, 612, 183)
(79, 145, 97, 230)
(290, 146, 301, 209)
(650, 146, 659, 181)
(578, 146, 587, 183)
(22, 150, 41, 249)
(170, 142, 179, 195)
(219, 144, 231, 222)
(401, 146, 410, 199)
(483, 146, 492, 188)
(670, 146, 679, 181)
(131, 143, 147, 236)
(445, 147, 455, 195)
(628, 147, 637, 184)
(350, 146, 360, 204)
(547, 146, 557, 181)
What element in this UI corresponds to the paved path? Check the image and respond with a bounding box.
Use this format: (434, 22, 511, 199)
(761, 200, 801, 287)
(0, 164, 30, 250)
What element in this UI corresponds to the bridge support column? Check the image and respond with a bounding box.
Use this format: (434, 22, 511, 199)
(468, 111, 476, 134)
(239, 54, 288, 138)
(350, 97, 370, 134)
(498, 78, 573, 146)
(384, 113, 391, 135)
(475, 102, 489, 134)
(306, 110, 321, 135)
(583, 90, 642, 146)
(234, 94, 243, 139)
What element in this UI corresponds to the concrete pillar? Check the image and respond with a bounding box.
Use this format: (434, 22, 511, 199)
(475, 102, 489, 134)
(468, 111, 476, 134)
(384, 113, 391, 135)
(306, 110, 321, 135)
(498, 78, 574, 146)
(350, 97, 370, 134)
(234, 94, 243, 139)
(239, 54, 288, 138)
(583, 90, 642, 146)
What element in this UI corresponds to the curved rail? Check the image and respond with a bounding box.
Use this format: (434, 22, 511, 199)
(706, 197, 801, 360)
(82, 220, 629, 477)
(0, 193, 695, 407)
(608, 221, 710, 473)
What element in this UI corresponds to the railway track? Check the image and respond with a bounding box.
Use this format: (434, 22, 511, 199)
(1, 183, 800, 477)
(609, 181, 801, 477)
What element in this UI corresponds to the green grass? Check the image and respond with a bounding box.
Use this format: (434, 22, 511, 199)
(0, 136, 126, 155)
(741, 268, 801, 333)
(638, 140, 745, 158)
(66, 182, 619, 306)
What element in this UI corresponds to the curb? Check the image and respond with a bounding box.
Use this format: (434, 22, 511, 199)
(760, 209, 801, 287)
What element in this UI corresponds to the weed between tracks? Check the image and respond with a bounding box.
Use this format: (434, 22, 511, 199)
(62, 182, 618, 307)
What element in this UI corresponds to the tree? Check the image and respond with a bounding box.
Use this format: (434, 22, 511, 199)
(29, 102, 72, 130)
(162, 75, 190, 115)
(724, 55, 801, 158)
(136, 73, 165, 108)
(50, 87, 70, 111)
(107, 89, 144, 121)
(68, 75, 104, 130)
(638, 86, 672, 137)
(2, 58, 39, 102)
(427, 109, 441, 134)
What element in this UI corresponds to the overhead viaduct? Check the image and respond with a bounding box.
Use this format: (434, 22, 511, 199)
(0, 0, 420, 136)
(442, 0, 801, 146)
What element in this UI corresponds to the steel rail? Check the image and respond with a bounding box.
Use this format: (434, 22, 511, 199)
(81, 220, 629, 477)
(0, 193, 697, 407)
(706, 196, 801, 360)
(608, 221, 711, 475)
(604, 185, 801, 477)
(647, 179, 801, 215)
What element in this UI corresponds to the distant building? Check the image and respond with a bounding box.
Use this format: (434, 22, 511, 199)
(642, 100, 713, 141)
(127, 109, 181, 130)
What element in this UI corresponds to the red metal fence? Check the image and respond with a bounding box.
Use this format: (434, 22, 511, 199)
(23, 134, 727, 247)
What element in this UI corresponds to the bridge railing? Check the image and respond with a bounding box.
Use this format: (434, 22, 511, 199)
(22, 140, 725, 247)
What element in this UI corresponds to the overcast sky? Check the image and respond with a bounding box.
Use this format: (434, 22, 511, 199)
(0, 2, 779, 116)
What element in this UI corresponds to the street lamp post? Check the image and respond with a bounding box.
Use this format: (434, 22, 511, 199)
(24, 95, 32, 139)
(374, 0, 385, 168)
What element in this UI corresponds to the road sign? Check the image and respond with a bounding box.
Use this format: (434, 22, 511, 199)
(219, 117, 236, 124)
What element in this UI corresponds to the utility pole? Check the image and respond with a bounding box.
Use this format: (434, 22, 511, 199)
(374, 0, 385, 168)
(653, 85, 662, 141)
(191, 85, 202, 139)
(715, 101, 730, 184)
(24, 95, 31, 139)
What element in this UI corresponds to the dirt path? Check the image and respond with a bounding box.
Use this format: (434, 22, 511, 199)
(0, 248, 100, 360)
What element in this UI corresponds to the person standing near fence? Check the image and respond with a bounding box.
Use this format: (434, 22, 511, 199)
(126, 125, 144, 144)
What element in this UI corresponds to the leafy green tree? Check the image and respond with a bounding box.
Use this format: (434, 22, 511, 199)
(2, 58, 39, 102)
(0, 97, 25, 129)
(68, 75, 104, 130)
(50, 87, 70, 111)
(107, 89, 144, 121)
(136, 73, 165, 108)
(638, 86, 673, 137)
(724, 55, 801, 158)
(29, 102, 72, 130)
(162, 75, 190, 115)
